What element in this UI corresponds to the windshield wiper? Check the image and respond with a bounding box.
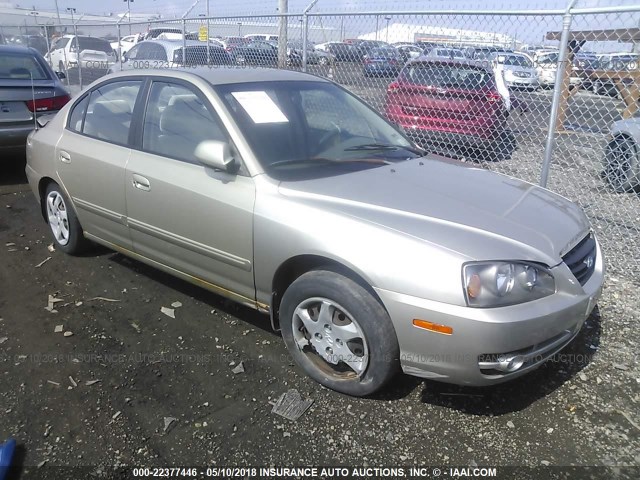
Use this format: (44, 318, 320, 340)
(268, 157, 391, 168)
(343, 143, 426, 156)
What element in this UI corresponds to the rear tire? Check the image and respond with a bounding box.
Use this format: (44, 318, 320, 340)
(604, 137, 639, 193)
(44, 182, 90, 254)
(280, 269, 400, 397)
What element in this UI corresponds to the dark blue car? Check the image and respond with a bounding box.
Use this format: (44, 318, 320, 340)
(363, 47, 402, 77)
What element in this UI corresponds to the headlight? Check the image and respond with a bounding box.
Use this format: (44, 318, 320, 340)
(463, 261, 555, 308)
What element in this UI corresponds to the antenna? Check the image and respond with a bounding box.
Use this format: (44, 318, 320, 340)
(30, 70, 38, 131)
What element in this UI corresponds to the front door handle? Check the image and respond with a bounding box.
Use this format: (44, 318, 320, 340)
(59, 151, 71, 163)
(132, 174, 150, 191)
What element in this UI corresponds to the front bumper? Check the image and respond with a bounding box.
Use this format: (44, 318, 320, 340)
(505, 76, 539, 88)
(375, 240, 604, 386)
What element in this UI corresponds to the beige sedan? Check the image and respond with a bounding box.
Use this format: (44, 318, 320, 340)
(26, 67, 604, 396)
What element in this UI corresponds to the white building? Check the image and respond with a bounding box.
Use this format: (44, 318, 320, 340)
(359, 22, 515, 47)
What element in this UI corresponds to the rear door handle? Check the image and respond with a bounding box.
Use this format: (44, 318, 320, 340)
(132, 174, 150, 192)
(59, 151, 71, 163)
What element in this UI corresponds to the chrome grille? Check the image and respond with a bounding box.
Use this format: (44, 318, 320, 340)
(562, 234, 596, 286)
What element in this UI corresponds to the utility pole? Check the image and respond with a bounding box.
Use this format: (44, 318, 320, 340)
(277, 0, 288, 69)
(384, 16, 391, 44)
(124, 0, 134, 35)
(54, 0, 62, 26)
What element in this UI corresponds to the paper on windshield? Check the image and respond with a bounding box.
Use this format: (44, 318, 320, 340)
(231, 91, 289, 123)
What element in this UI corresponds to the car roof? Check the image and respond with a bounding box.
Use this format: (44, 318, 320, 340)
(139, 39, 223, 50)
(407, 57, 492, 72)
(104, 67, 330, 86)
(0, 44, 40, 55)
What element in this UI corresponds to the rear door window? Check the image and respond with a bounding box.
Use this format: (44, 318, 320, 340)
(82, 80, 142, 145)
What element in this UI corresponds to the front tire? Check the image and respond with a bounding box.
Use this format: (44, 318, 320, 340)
(280, 269, 400, 396)
(44, 182, 89, 254)
(604, 137, 639, 192)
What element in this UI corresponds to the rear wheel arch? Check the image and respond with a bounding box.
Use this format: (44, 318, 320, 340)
(38, 177, 56, 220)
(270, 254, 387, 331)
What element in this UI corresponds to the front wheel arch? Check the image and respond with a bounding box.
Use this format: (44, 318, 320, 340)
(270, 254, 387, 331)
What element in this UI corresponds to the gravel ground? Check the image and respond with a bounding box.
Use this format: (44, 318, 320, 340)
(0, 184, 638, 479)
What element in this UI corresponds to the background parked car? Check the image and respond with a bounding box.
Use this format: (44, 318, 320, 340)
(110, 34, 141, 60)
(394, 44, 423, 63)
(46, 35, 116, 83)
(489, 52, 539, 90)
(384, 59, 510, 154)
(141, 28, 183, 41)
(325, 43, 360, 62)
(533, 50, 581, 88)
(0, 45, 70, 154)
(423, 47, 467, 61)
(363, 47, 402, 77)
(4, 34, 49, 56)
(466, 46, 507, 61)
(108, 40, 232, 72)
(603, 116, 640, 192)
(227, 40, 278, 66)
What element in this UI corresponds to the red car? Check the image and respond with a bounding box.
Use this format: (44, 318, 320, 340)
(384, 59, 509, 153)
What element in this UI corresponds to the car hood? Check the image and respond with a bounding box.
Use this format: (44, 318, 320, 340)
(277, 156, 590, 265)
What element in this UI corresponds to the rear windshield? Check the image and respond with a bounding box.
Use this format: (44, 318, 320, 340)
(404, 64, 491, 90)
(0, 52, 49, 80)
(76, 37, 112, 53)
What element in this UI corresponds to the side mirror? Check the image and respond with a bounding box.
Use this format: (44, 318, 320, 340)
(56, 70, 66, 79)
(195, 140, 235, 171)
(122, 52, 129, 62)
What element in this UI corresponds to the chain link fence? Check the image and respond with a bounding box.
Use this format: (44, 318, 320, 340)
(2, 3, 639, 279)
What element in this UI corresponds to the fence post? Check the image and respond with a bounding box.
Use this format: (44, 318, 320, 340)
(182, 19, 187, 67)
(43, 25, 52, 69)
(117, 24, 122, 70)
(302, 16, 309, 72)
(540, 0, 577, 188)
(73, 19, 83, 90)
(278, 0, 288, 69)
(302, 1, 318, 73)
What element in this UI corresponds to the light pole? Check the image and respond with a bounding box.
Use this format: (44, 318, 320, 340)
(384, 16, 391, 44)
(124, 0, 134, 35)
(66, 7, 76, 28)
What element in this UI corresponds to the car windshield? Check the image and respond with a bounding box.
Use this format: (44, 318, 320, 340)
(404, 63, 491, 90)
(216, 81, 419, 179)
(0, 52, 49, 80)
(501, 55, 533, 67)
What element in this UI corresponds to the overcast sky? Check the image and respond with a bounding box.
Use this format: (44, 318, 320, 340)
(14, 0, 640, 17)
(8, 0, 639, 50)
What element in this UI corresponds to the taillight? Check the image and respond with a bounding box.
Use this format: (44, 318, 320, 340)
(26, 94, 71, 112)
(387, 81, 400, 92)
(487, 91, 502, 103)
